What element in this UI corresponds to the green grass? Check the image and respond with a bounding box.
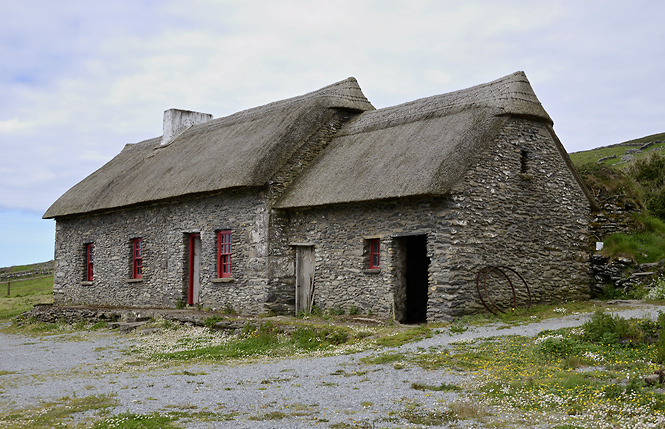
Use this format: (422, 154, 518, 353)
(0, 394, 118, 428)
(603, 215, 665, 263)
(365, 312, 665, 428)
(131, 322, 359, 363)
(575, 148, 665, 265)
(373, 324, 431, 347)
(411, 382, 461, 392)
(569, 133, 665, 167)
(92, 412, 182, 428)
(0, 274, 53, 319)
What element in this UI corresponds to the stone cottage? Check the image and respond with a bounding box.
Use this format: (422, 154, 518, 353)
(44, 71, 596, 322)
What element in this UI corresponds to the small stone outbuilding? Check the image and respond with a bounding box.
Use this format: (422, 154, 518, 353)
(44, 72, 596, 322)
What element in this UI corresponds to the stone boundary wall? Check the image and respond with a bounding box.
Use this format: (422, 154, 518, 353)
(53, 188, 270, 314)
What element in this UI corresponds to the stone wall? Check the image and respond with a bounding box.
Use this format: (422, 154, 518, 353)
(440, 117, 592, 315)
(53, 188, 270, 314)
(275, 197, 454, 319)
(272, 117, 592, 321)
(264, 108, 361, 315)
(52, 116, 592, 321)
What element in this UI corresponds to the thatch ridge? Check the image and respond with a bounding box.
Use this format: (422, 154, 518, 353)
(274, 72, 550, 208)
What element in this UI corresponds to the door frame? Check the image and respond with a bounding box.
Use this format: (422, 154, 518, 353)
(188, 233, 201, 306)
(293, 244, 315, 315)
(392, 234, 430, 324)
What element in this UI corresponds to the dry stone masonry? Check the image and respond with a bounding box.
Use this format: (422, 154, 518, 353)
(45, 72, 596, 322)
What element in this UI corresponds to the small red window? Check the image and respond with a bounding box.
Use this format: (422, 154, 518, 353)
(218, 230, 232, 278)
(369, 239, 380, 269)
(86, 243, 94, 281)
(132, 238, 143, 279)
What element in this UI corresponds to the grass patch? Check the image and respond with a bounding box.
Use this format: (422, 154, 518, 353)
(603, 215, 665, 263)
(130, 321, 360, 363)
(361, 352, 407, 365)
(411, 382, 461, 392)
(394, 400, 457, 426)
(92, 412, 181, 428)
(402, 312, 665, 427)
(248, 411, 289, 421)
(569, 134, 665, 167)
(0, 394, 118, 428)
(373, 324, 431, 347)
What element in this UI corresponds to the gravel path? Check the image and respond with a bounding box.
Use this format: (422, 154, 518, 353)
(1, 302, 663, 428)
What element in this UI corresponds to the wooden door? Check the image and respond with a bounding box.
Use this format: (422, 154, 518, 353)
(295, 246, 315, 314)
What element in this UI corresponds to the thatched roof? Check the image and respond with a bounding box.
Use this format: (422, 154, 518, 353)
(44, 77, 374, 218)
(274, 71, 552, 208)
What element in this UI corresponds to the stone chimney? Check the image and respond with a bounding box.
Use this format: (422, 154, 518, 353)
(159, 108, 213, 148)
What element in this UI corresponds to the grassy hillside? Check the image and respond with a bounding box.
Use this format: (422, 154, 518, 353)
(572, 132, 665, 265)
(569, 132, 665, 167)
(0, 261, 54, 319)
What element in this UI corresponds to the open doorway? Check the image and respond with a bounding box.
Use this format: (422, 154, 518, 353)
(393, 235, 429, 324)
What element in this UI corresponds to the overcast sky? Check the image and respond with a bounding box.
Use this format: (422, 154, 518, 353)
(1, 0, 664, 267)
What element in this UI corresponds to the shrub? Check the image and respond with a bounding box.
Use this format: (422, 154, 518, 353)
(646, 275, 665, 301)
(290, 326, 349, 350)
(222, 303, 237, 315)
(577, 162, 642, 209)
(537, 336, 578, 360)
(581, 310, 653, 345)
(203, 316, 222, 329)
(657, 312, 665, 363)
(582, 311, 629, 344)
(603, 215, 665, 263)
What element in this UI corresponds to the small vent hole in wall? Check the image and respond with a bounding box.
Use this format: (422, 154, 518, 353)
(519, 149, 534, 180)
(520, 149, 529, 174)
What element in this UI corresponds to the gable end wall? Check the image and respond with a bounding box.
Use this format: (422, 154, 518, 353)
(436, 116, 591, 316)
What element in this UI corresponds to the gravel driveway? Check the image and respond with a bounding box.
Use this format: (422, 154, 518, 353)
(1, 302, 663, 428)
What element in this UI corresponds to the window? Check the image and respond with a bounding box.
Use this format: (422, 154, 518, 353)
(218, 230, 232, 278)
(85, 243, 94, 281)
(369, 238, 380, 269)
(132, 238, 143, 279)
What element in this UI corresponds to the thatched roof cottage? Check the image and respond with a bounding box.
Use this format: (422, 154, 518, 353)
(44, 72, 595, 322)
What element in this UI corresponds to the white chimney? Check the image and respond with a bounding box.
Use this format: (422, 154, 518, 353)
(159, 108, 213, 148)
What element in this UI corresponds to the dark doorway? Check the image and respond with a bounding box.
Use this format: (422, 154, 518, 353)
(394, 235, 429, 324)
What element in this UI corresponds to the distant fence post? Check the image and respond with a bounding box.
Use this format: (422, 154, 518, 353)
(6, 280, 9, 297)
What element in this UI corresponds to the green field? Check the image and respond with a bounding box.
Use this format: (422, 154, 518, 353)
(0, 262, 53, 319)
(569, 132, 665, 167)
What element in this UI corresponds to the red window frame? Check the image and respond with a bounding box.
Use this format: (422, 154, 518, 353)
(85, 243, 94, 281)
(132, 238, 143, 279)
(369, 239, 380, 269)
(218, 230, 232, 278)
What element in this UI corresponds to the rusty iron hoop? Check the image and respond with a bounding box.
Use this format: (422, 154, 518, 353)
(475, 266, 532, 315)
